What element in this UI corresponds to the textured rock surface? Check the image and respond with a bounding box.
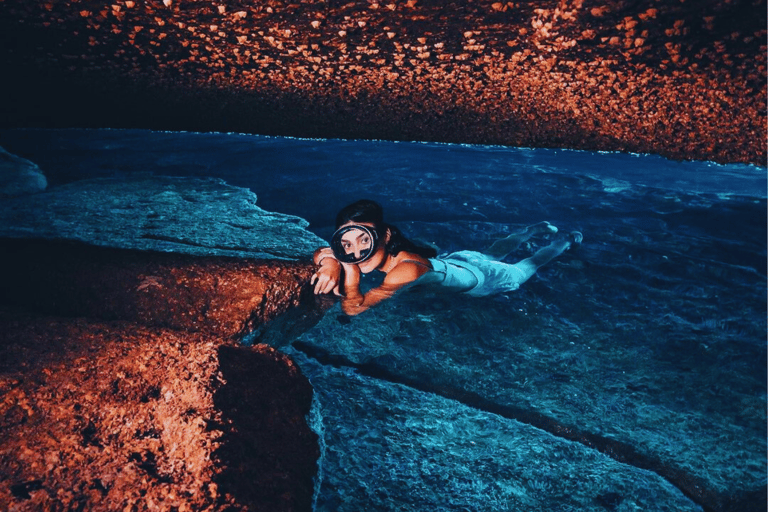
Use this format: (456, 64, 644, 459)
(290, 289, 765, 511)
(0, 310, 319, 512)
(288, 349, 705, 512)
(0, 175, 330, 511)
(0, 175, 325, 260)
(0, 238, 330, 511)
(0, 146, 47, 198)
(0, 239, 325, 341)
(0, 0, 764, 165)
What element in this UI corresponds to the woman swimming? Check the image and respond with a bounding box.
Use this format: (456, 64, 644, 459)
(311, 199, 582, 316)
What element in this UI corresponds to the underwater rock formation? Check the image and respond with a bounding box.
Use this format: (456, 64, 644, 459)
(0, 0, 765, 165)
(0, 239, 329, 512)
(0, 146, 47, 198)
(0, 310, 319, 512)
(0, 174, 325, 260)
(0, 239, 323, 340)
(290, 275, 766, 512)
(0, 175, 331, 511)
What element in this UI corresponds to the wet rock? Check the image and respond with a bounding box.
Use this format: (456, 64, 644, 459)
(0, 176, 331, 511)
(0, 146, 47, 198)
(0, 175, 325, 260)
(288, 349, 703, 512)
(0, 310, 318, 512)
(214, 344, 319, 511)
(0, 238, 323, 339)
(0, 170, 331, 339)
(0, 0, 764, 165)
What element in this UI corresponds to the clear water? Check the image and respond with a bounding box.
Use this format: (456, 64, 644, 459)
(1, 128, 765, 511)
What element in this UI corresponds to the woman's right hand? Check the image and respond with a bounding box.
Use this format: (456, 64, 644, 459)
(311, 258, 342, 295)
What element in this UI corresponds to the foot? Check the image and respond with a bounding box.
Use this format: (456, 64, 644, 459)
(485, 222, 559, 260)
(527, 232, 579, 267)
(525, 221, 558, 236)
(568, 231, 583, 246)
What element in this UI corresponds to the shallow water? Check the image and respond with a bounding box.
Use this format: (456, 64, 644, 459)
(1, 128, 766, 511)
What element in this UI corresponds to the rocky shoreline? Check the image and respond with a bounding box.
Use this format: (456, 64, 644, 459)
(0, 239, 329, 512)
(1, 0, 765, 165)
(0, 167, 334, 511)
(0, 127, 764, 510)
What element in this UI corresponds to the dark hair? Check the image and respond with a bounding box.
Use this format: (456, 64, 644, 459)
(335, 199, 437, 258)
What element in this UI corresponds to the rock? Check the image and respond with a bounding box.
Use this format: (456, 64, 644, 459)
(0, 146, 47, 198)
(214, 344, 319, 511)
(0, 175, 325, 260)
(288, 348, 704, 511)
(0, 177, 334, 511)
(0, 0, 763, 164)
(0, 238, 328, 340)
(0, 310, 319, 512)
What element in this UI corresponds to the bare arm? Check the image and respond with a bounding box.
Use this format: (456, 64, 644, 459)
(311, 247, 342, 295)
(340, 261, 429, 315)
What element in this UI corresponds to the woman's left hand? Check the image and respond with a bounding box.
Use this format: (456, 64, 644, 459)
(339, 261, 362, 299)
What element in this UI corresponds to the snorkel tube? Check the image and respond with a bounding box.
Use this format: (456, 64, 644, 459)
(330, 224, 380, 264)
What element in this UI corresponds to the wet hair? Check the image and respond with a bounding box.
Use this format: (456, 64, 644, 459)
(335, 199, 437, 259)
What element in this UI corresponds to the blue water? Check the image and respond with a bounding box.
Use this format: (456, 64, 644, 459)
(2, 128, 764, 280)
(1, 128, 766, 511)
(1, 128, 764, 221)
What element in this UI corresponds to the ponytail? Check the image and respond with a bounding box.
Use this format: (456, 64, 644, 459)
(385, 224, 437, 259)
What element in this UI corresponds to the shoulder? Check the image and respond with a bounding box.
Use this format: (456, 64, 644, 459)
(383, 253, 432, 286)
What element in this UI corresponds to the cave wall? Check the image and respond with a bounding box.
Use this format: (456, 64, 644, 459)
(0, 0, 765, 165)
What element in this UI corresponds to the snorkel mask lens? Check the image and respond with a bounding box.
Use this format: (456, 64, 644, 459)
(330, 225, 379, 264)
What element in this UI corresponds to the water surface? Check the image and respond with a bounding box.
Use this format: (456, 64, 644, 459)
(1, 128, 765, 511)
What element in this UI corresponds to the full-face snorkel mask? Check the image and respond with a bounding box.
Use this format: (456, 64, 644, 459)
(330, 224, 380, 264)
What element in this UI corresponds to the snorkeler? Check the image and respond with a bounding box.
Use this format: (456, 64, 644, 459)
(311, 199, 582, 316)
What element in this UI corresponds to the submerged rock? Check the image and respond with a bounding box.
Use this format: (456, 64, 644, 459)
(0, 175, 325, 260)
(0, 236, 331, 511)
(0, 175, 332, 511)
(288, 349, 704, 512)
(0, 146, 47, 198)
(0, 238, 325, 340)
(0, 310, 319, 512)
